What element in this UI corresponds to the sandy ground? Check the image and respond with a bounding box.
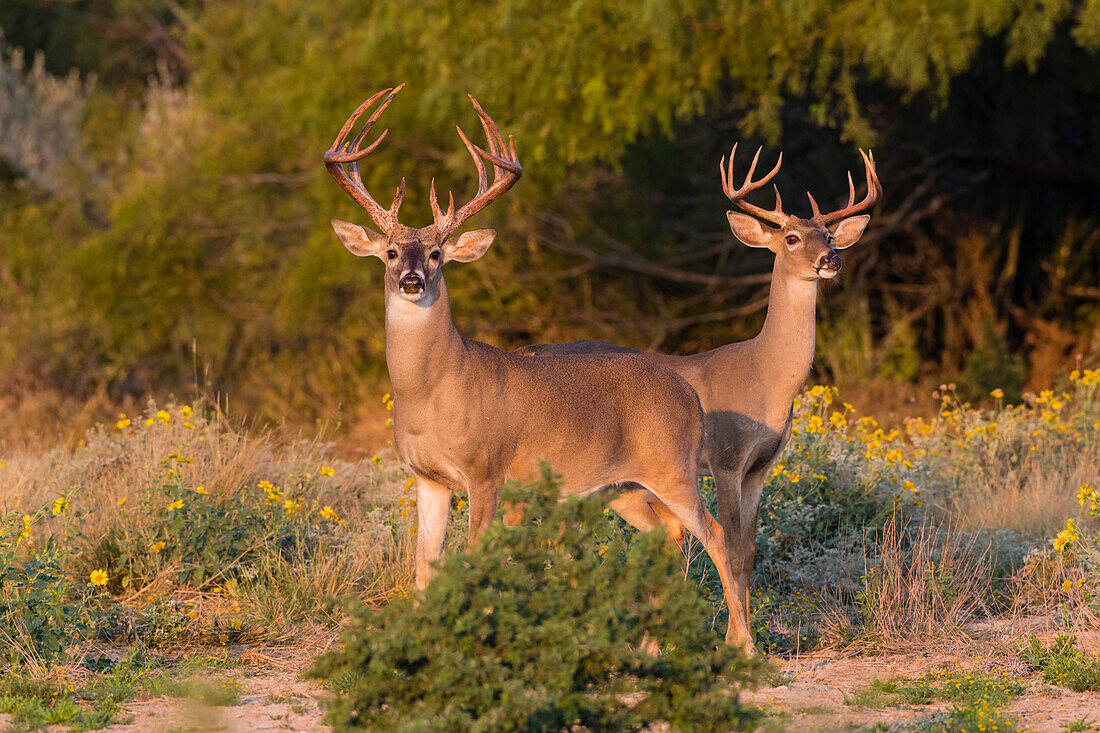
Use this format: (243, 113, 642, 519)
(745, 649, 1100, 732)
(35, 628, 1096, 732)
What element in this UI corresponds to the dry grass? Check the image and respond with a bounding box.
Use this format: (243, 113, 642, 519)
(855, 516, 996, 646)
(0, 400, 419, 647)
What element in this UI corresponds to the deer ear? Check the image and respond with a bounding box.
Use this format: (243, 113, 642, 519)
(831, 215, 870, 250)
(444, 229, 496, 263)
(726, 212, 774, 250)
(331, 218, 388, 258)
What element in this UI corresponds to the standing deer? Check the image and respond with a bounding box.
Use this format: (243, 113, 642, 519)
(324, 86, 748, 640)
(517, 145, 882, 650)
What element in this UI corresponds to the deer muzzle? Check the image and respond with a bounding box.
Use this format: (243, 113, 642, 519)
(815, 251, 842, 278)
(399, 273, 425, 295)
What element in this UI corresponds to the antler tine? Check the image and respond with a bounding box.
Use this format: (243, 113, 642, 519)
(432, 95, 523, 238)
(719, 142, 787, 226)
(324, 85, 407, 234)
(813, 148, 883, 224)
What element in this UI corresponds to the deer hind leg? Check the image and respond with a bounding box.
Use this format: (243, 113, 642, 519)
(639, 478, 752, 652)
(415, 476, 453, 590)
(608, 486, 686, 553)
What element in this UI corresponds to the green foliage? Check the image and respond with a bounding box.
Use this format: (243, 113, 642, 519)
(0, 674, 121, 732)
(847, 671, 1027, 733)
(95, 470, 318, 590)
(958, 323, 1026, 404)
(1019, 634, 1100, 692)
(310, 469, 765, 732)
(914, 700, 1025, 733)
(0, 509, 89, 669)
(1, 0, 1099, 420)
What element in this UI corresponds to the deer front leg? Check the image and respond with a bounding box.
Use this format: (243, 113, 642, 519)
(466, 484, 500, 546)
(713, 467, 759, 651)
(735, 469, 768, 630)
(415, 476, 453, 590)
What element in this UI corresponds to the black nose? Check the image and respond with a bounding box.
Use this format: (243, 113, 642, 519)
(399, 273, 424, 294)
(818, 252, 842, 271)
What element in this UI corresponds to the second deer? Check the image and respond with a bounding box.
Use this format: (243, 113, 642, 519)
(324, 86, 749, 642)
(518, 145, 882, 650)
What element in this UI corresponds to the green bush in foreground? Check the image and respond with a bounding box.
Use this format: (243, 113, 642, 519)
(310, 470, 765, 732)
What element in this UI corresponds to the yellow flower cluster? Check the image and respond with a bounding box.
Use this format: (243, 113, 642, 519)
(259, 480, 283, 504)
(51, 497, 68, 516)
(320, 505, 341, 522)
(320, 466, 335, 477)
(89, 569, 108, 587)
(1078, 482, 1099, 516)
(283, 498, 302, 515)
(1052, 519, 1079, 552)
(1070, 368, 1100, 386)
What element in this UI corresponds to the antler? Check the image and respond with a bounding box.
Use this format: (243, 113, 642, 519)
(807, 149, 882, 225)
(719, 143, 787, 226)
(324, 85, 408, 234)
(430, 95, 522, 239)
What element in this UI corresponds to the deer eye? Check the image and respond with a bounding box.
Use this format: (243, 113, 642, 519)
(386, 250, 397, 260)
(785, 235, 799, 245)
(429, 250, 441, 262)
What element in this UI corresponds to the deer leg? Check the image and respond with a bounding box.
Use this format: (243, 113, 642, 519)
(466, 484, 500, 546)
(415, 476, 453, 590)
(639, 479, 752, 652)
(736, 469, 768, 632)
(608, 487, 686, 553)
(712, 467, 758, 650)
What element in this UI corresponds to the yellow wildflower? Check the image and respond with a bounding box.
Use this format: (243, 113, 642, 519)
(117, 497, 127, 507)
(187, 610, 198, 620)
(150, 541, 166, 554)
(320, 466, 335, 477)
(456, 499, 467, 510)
(1062, 580, 1073, 592)
(787, 473, 800, 483)
(320, 505, 340, 522)
(167, 499, 184, 511)
(89, 569, 108, 587)
(51, 497, 68, 516)
(181, 405, 193, 418)
(990, 388, 1004, 399)
(116, 416, 131, 429)
(195, 485, 208, 495)
(371, 455, 383, 466)
(283, 498, 302, 515)
(1052, 519, 1079, 552)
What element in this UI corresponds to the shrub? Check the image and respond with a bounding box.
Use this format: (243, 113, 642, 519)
(1018, 634, 1100, 692)
(0, 507, 91, 670)
(310, 469, 765, 733)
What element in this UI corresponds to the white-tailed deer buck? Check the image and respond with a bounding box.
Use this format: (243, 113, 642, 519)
(324, 86, 747, 639)
(518, 144, 882, 651)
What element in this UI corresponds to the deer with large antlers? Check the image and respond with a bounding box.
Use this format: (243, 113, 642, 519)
(324, 86, 748, 636)
(518, 144, 882, 650)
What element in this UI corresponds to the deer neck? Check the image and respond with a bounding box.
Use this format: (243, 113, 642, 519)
(750, 256, 820, 419)
(384, 278, 465, 397)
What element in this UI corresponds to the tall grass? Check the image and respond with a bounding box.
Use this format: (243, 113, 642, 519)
(0, 401, 418, 649)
